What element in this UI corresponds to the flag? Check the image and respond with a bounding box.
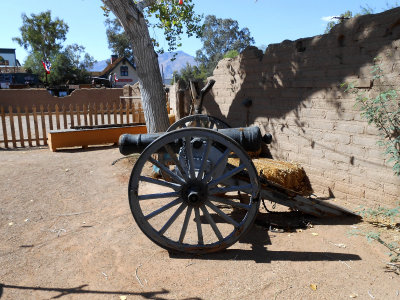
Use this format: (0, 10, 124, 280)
(114, 73, 119, 82)
(42, 60, 51, 74)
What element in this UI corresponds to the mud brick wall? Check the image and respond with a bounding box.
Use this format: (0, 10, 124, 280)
(0, 88, 123, 112)
(202, 8, 400, 207)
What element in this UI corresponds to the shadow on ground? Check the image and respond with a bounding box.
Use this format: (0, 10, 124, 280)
(170, 212, 361, 264)
(0, 283, 200, 300)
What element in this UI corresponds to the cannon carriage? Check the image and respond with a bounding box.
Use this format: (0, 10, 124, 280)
(118, 114, 355, 254)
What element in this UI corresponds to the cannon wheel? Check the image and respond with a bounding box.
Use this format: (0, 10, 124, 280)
(128, 128, 260, 254)
(167, 114, 230, 132)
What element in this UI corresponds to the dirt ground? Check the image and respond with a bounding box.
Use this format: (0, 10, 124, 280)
(1, 146, 399, 300)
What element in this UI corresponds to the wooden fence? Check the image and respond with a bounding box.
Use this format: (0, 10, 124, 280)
(0, 102, 146, 148)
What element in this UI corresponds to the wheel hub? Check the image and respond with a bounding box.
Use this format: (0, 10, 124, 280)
(181, 180, 208, 207)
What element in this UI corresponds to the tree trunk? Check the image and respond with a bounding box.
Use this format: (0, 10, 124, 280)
(103, 0, 170, 133)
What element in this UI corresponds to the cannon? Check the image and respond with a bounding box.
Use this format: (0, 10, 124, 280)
(119, 119, 356, 254)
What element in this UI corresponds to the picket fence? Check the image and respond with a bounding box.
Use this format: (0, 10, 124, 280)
(0, 101, 147, 148)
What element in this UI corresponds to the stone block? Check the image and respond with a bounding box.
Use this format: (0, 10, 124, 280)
(335, 181, 365, 198)
(352, 135, 379, 147)
(334, 122, 365, 134)
(324, 150, 351, 164)
(323, 132, 351, 144)
(309, 157, 336, 170)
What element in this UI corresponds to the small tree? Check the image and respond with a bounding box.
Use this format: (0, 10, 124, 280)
(172, 63, 207, 85)
(195, 15, 255, 77)
(13, 10, 94, 86)
(13, 11, 68, 59)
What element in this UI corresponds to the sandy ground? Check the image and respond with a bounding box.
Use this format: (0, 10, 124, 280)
(1, 146, 399, 300)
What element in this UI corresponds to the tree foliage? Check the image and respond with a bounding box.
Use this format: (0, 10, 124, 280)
(102, 0, 203, 55)
(14, 10, 95, 86)
(144, 0, 203, 53)
(13, 11, 68, 58)
(105, 18, 135, 62)
(171, 63, 207, 84)
(195, 15, 255, 76)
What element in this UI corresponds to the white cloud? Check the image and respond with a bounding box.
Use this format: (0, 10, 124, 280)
(321, 16, 336, 22)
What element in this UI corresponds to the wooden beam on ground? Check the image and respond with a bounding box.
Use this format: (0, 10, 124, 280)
(222, 177, 357, 218)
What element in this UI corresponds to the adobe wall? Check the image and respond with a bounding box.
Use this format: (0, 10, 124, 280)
(0, 88, 123, 112)
(202, 8, 400, 207)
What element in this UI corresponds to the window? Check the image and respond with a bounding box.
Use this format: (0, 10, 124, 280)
(120, 66, 128, 76)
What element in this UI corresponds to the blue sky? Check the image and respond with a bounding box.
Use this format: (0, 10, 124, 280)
(1, 0, 397, 62)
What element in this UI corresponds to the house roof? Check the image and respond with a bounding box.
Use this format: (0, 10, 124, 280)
(0, 48, 16, 54)
(92, 57, 136, 77)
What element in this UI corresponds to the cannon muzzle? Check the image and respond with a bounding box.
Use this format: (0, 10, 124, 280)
(119, 127, 272, 156)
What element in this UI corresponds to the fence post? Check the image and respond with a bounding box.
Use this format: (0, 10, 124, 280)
(131, 102, 136, 123)
(47, 104, 54, 131)
(69, 104, 75, 128)
(76, 104, 81, 126)
(55, 104, 61, 130)
(8, 105, 17, 147)
(32, 105, 40, 146)
(113, 103, 117, 124)
(39, 105, 46, 145)
(88, 103, 93, 126)
(126, 102, 131, 124)
(93, 103, 98, 126)
(83, 104, 88, 126)
(62, 105, 67, 129)
(107, 102, 111, 124)
(0, 106, 8, 148)
(100, 102, 105, 125)
(17, 106, 25, 147)
(24, 106, 32, 147)
(138, 103, 145, 123)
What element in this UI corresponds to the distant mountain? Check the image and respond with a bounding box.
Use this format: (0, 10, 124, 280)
(89, 60, 108, 72)
(89, 51, 197, 80)
(158, 51, 197, 80)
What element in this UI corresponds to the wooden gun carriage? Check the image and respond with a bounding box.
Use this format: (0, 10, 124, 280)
(118, 113, 355, 254)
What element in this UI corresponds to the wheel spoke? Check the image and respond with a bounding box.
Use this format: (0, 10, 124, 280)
(158, 203, 187, 235)
(200, 206, 223, 241)
(138, 191, 179, 201)
(197, 138, 211, 180)
(179, 207, 193, 243)
(208, 164, 246, 187)
(203, 148, 230, 183)
(205, 201, 239, 228)
(209, 183, 253, 195)
(145, 198, 182, 220)
(149, 156, 185, 185)
(163, 144, 189, 181)
(184, 136, 196, 179)
(194, 207, 204, 245)
(139, 176, 181, 191)
(209, 195, 251, 210)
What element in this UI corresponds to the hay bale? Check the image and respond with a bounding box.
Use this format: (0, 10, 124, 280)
(228, 158, 313, 196)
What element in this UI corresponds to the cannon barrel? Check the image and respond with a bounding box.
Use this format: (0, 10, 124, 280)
(119, 127, 272, 156)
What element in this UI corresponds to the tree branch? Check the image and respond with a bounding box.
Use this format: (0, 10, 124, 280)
(136, 0, 158, 12)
